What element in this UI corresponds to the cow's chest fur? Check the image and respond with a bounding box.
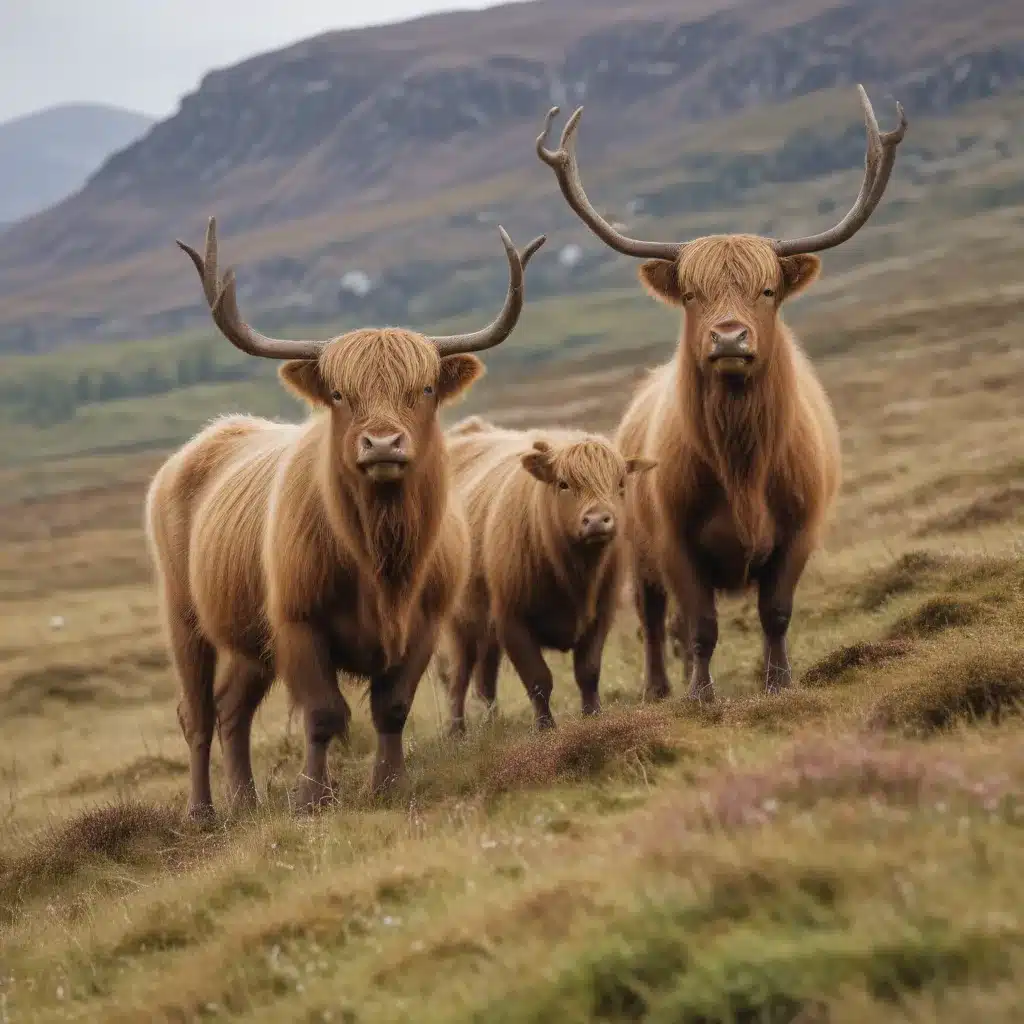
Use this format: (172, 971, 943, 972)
(317, 557, 428, 679)
(673, 464, 790, 593)
(516, 554, 607, 652)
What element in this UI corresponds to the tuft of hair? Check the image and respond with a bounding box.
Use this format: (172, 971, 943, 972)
(543, 436, 626, 493)
(677, 234, 781, 297)
(320, 328, 441, 402)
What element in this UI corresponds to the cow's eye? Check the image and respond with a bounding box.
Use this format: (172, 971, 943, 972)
(682, 291, 695, 303)
(331, 390, 342, 402)
(558, 480, 570, 491)
(424, 384, 434, 395)
(763, 288, 775, 298)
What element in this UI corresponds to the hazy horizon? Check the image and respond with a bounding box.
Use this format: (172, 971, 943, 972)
(0, 0, 535, 123)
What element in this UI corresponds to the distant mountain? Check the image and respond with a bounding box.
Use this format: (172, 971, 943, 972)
(0, 103, 154, 224)
(0, 0, 1021, 352)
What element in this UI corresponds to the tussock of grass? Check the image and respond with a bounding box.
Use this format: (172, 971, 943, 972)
(858, 551, 948, 611)
(0, 800, 217, 924)
(484, 707, 677, 795)
(887, 596, 983, 640)
(803, 638, 914, 687)
(869, 647, 1024, 735)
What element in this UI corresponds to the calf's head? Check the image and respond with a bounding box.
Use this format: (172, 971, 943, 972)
(520, 437, 655, 548)
(177, 218, 544, 486)
(537, 85, 907, 383)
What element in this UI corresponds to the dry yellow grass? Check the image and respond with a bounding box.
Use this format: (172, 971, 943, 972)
(2, 196, 1024, 1022)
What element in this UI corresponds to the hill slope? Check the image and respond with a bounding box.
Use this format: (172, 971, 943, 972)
(0, 0, 1021, 351)
(0, 103, 154, 225)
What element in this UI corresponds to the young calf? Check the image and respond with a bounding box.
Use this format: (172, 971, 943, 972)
(440, 418, 654, 731)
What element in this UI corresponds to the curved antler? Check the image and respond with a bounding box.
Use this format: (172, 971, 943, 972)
(772, 85, 908, 257)
(176, 217, 326, 361)
(429, 227, 546, 358)
(537, 106, 682, 263)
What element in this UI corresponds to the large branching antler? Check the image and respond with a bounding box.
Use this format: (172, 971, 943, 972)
(771, 85, 908, 257)
(178, 218, 545, 361)
(429, 228, 546, 357)
(176, 218, 325, 361)
(537, 86, 907, 265)
(537, 106, 682, 263)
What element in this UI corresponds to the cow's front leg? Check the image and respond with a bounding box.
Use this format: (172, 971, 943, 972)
(276, 620, 350, 813)
(758, 534, 813, 695)
(369, 625, 438, 793)
(499, 618, 556, 729)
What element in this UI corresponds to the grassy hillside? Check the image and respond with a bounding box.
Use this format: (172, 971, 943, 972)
(3, 85, 1024, 467)
(1, 77, 1024, 1023)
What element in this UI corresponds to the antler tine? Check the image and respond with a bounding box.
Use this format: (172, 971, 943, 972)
(430, 226, 546, 358)
(537, 105, 682, 264)
(176, 216, 325, 362)
(174, 216, 219, 306)
(773, 85, 908, 258)
(520, 233, 547, 269)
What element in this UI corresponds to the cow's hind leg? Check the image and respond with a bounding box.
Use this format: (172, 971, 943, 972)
(635, 576, 671, 701)
(165, 601, 217, 822)
(473, 636, 502, 713)
(668, 607, 695, 688)
(445, 630, 479, 737)
(213, 650, 274, 813)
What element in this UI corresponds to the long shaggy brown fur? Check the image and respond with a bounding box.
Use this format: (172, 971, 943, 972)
(438, 421, 654, 731)
(617, 234, 841, 701)
(145, 329, 484, 819)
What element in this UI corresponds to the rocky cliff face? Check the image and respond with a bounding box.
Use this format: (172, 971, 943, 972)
(0, 0, 1021, 350)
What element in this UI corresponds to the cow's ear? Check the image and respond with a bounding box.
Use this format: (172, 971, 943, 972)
(437, 355, 485, 404)
(520, 443, 556, 484)
(639, 259, 685, 306)
(279, 360, 332, 406)
(779, 254, 821, 299)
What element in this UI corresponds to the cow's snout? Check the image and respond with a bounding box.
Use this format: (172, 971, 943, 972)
(580, 508, 616, 544)
(356, 431, 410, 482)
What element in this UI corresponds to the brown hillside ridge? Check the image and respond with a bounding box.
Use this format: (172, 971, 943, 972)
(437, 417, 654, 732)
(144, 217, 544, 819)
(0, 0, 1021, 349)
(536, 84, 906, 701)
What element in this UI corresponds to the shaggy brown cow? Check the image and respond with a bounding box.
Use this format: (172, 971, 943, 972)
(145, 217, 544, 819)
(537, 85, 907, 700)
(438, 417, 654, 731)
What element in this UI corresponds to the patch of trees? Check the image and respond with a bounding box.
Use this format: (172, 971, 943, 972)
(0, 338, 266, 427)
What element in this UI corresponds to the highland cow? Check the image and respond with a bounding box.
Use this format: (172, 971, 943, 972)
(439, 417, 654, 731)
(145, 218, 544, 819)
(537, 85, 907, 700)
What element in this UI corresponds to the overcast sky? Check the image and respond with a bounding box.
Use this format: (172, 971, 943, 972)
(0, 0, 533, 124)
